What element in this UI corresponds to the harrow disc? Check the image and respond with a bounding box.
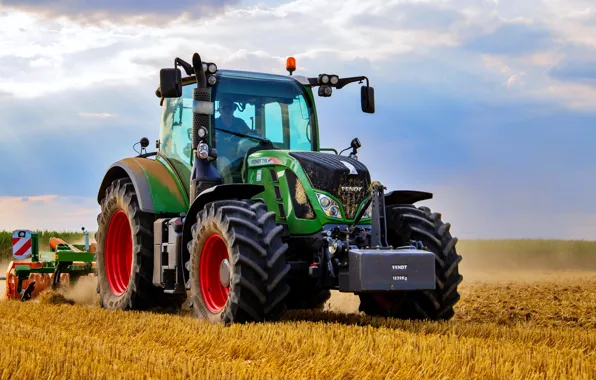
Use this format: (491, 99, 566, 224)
(4, 261, 72, 300)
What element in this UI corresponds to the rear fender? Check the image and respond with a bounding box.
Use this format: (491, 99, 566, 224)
(384, 190, 433, 206)
(97, 157, 188, 214)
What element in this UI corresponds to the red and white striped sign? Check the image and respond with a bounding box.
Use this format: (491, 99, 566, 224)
(12, 230, 32, 260)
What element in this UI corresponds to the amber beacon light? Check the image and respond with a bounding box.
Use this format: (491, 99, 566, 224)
(286, 56, 296, 75)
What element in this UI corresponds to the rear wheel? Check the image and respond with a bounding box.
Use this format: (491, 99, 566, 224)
(358, 204, 463, 320)
(187, 200, 290, 324)
(95, 178, 184, 311)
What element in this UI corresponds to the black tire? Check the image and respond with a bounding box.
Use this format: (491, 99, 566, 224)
(186, 199, 290, 324)
(285, 279, 331, 310)
(358, 204, 463, 320)
(95, 178, 185, 311)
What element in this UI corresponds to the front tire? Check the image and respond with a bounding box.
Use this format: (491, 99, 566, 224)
(358, 204, 463, 320)
(187, 200, 290, 324)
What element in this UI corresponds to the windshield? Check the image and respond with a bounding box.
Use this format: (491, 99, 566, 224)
(159, 71, 316, 184)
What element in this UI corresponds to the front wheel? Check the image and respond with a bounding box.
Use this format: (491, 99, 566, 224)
(358, 204, 463, 320)
(187, 200, 290, 324)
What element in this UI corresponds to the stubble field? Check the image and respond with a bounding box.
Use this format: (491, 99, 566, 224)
(1, 234, 595, 379)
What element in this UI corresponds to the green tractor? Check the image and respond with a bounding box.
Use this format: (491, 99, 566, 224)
(94, 52, 462, 323)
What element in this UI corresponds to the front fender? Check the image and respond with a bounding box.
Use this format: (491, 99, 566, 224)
(97, 157, 188, 214)
(384, 190, 433, 206)
(181, 184, 265, 279)
(182, 183, 265, 242)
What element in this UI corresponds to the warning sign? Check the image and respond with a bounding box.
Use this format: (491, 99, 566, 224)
(12, 230, 33, 260)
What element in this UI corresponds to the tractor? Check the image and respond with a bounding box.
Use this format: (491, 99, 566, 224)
(93, 52, 463, 323)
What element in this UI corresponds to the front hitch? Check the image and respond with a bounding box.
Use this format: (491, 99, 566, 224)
(369, 181, 390, 249)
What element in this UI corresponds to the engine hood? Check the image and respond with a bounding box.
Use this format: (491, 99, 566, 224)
(288, 151, 371, 220)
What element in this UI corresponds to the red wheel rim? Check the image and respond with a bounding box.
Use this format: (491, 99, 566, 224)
(199, 234, 230, 313)
(105, 209, 133, 296)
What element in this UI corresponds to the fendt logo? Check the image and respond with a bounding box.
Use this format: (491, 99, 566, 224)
(341, 186, 362, 192)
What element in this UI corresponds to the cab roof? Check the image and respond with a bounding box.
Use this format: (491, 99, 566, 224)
(179, 69, 311, 86)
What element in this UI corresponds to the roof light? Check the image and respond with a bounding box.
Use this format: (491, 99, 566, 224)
(208, 63, 217, 73)
(330, 75, 339, 85)
(286, 56, 296, 75)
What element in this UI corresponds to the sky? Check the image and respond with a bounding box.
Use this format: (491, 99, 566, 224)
(0, 0, 596, 239)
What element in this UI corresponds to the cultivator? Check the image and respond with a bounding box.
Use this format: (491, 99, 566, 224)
(2, 229, 96, 301)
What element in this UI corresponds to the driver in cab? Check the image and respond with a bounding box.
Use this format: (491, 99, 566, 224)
(216, 97, 252, 134)
(214, 96, 260, 182)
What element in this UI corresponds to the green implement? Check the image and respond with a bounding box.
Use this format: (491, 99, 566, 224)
(4, 228, 96, 301)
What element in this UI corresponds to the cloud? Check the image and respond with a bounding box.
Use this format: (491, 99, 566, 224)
(0, 0, 241, 23)
(1, 0, 596, 240)
(79, 112, 117, 118)
(464, 21, 554, 55)
(0, 195, 99, 231)
(349, 2, 465, 31)
(549, 58, 596, 85)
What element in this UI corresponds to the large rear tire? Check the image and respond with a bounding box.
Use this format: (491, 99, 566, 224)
(95, 178, 184, 311)
(358, 204, 463, 320)
(187, 200, 290, 324)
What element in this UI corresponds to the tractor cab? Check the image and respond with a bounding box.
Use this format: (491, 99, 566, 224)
(158, 69, 318, 187)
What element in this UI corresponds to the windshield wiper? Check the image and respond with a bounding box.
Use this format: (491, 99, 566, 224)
(214, 127, 272, 145)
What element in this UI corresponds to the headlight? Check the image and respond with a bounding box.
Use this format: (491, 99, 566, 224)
(316, 193, 343, 219)
(198, 143, 209, 159)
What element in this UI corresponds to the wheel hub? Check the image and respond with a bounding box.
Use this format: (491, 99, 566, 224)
(105, 209, 133, 296)
(199, 233, 230, 313)
(219, 259, 231, 287)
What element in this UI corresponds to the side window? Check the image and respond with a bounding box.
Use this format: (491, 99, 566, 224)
(264, 102, 283, 144)
(288, 96, 312, 150)
(159, 87, 194, 167)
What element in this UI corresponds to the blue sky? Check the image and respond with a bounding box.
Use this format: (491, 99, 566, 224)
(1, 0, 596, 239)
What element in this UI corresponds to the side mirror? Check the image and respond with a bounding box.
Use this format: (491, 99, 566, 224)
(361, 86, 375, 114)
(160, 68, 182, 98)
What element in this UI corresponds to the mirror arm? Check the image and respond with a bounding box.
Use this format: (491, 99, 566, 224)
(175, 57, 194, 76)
(336, 76, 369, 89)
(304, 76, 369, 89)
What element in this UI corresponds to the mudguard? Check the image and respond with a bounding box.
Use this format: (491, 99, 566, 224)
(182, 184, 265, 242)
(384, 190, 433, 206)
(97, 157, 188, 214)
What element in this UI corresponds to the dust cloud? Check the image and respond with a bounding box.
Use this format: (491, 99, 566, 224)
(58, 276, 98, 306)
(0, 260, 7, 301)
(322, 239, 596, 314)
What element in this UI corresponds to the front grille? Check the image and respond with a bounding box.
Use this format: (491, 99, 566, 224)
(289, 151, 371, 220)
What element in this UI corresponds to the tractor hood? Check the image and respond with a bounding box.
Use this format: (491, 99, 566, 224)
(288, 151, 371, 220)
